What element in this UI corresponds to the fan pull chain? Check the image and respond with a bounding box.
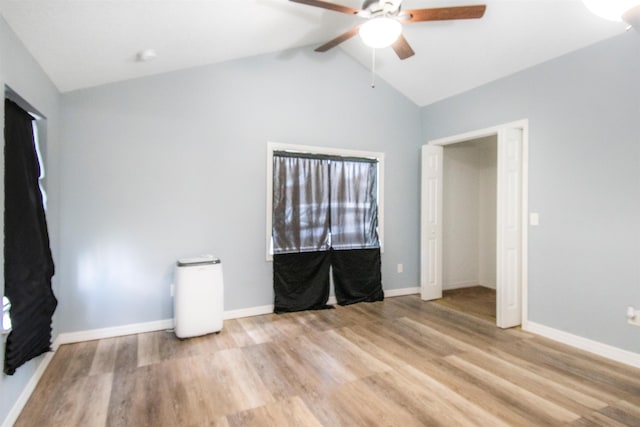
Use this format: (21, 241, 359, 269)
(371, 48, 376, 89)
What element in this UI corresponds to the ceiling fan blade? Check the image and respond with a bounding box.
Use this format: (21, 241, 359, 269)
(315, 25, 362, 52)
(401, 5, 486, 23)
(289, 0, 361, 15)
(391, 34, 415, 60)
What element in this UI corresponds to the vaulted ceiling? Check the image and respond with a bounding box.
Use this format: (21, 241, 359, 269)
(0, 0, 629, 106)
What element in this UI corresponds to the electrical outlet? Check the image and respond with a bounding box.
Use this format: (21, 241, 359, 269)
(627, 306, 640, 326)
(170, 284, 175, 298)
(530, 212, 540, 226)
(397, 263, 404, 273)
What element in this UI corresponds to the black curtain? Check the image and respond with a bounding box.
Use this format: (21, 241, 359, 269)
(4, 99, 57, 375)
(273, 251, 331, 313)
(331, 248, 383, 305)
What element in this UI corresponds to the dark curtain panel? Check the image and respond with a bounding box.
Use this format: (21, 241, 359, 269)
(329, 159, 379, 250)
(272, 153, 332, 313)
(331, 249, 383, 305)
(4, 99, 57, 375)
(273, 251, 331, 313)
(272, 153, 330, 254)
(330, 159, 382, 304)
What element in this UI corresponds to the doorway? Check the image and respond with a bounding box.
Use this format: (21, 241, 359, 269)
(440, 136, 497, 321)
(420, 121, 528, 328)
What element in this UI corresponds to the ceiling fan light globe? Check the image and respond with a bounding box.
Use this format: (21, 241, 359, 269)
(582, 0, 640, 21)
(359, 17, 402, 48)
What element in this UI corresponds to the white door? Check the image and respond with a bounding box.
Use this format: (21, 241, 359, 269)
(420, 145, 443, 300)
(496, 128, 523, 328)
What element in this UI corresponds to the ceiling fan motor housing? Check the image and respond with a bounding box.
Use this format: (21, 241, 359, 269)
(362, 0, 402, 16)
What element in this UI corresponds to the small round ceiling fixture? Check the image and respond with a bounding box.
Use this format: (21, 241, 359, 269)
(136, 49, 157, 62)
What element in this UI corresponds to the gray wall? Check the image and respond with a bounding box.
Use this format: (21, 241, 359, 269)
(0, 16, 61, 425)
(422, 32, 640, 353)
(58, 48, 423, 332)
(3, 13, 638, 426)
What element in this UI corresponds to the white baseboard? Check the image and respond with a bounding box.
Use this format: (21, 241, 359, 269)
(223, 304, 273, 320)
(385, 287, 419, 297)
(444, 282, 497, 291)
(54, 318, 174, 348)
(222, 287, 419, 319)
(2, 286, 421, 427)
(524, 321, 640, 369)
(443, 281, 479, 290)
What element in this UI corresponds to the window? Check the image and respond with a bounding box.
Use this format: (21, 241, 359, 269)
(32, 119, 48, 210)
(1, 297, 11, 334)
(266, 142, 384, 260)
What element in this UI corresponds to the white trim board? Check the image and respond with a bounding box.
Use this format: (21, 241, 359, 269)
(443, 281, 483, 290)
(384, 287, 419, 297)
(216, 287, 421, 321)
(223, 304, 274, 320)
(54, 318, 174, 348)
(525, 321, 640, 369)
(215, 287, 420, 320)
(428, 119, 529, 146)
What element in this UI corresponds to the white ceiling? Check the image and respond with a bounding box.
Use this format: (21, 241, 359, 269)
(0, 0, 629, 106)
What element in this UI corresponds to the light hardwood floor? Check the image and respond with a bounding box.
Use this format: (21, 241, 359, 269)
(15, 295, 640, 426)
(435, 286, 497, 322)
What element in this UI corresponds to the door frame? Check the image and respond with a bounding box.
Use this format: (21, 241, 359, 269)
(420, 119, 529, 328)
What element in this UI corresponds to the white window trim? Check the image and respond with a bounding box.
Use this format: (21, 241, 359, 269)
(266, 141, 385, 261)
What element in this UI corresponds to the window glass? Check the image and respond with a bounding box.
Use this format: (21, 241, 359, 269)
(267, 143, 384, 260)
(2, 297, 11, 333)
(271, 150, 380, 254)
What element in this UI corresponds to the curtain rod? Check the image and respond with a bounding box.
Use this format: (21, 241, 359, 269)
(4, 85, 46, 120)
(273, 150, 379, 164)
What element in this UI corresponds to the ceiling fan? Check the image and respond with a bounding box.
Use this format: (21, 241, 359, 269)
(289, 0, 486, 60)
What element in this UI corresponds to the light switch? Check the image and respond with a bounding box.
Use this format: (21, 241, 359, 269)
(530, 212, 539, 226)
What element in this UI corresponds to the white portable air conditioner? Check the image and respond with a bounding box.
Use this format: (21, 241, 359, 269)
(174, 255, 223, 338)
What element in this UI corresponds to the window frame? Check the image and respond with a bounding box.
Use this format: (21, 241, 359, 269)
(266, 141, 384, 261)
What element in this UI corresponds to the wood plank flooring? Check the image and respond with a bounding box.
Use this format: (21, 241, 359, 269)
(435, 286, 497, 322)
(15, 295, 640, 426)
